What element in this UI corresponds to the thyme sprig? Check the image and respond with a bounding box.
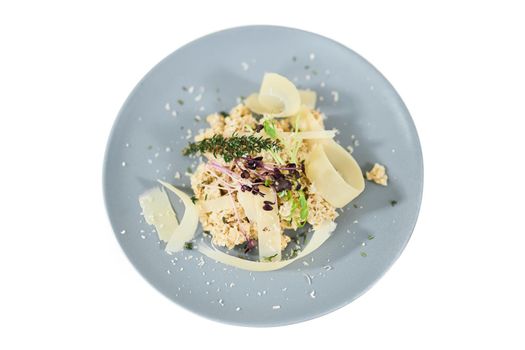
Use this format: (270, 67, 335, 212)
(182, 133, 281, 163)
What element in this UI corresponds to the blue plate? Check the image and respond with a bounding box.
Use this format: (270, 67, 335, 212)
(103, 25, 423, 326)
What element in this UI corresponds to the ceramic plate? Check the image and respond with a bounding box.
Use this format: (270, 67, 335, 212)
(103, 25, 423, 326)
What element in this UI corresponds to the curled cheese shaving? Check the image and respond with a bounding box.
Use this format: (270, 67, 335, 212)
(198, 221, 336, 271)
(158, 180, 199, 253)
(298, 89, 317, 109)
(138, 187, 179, 242)
(237, 187, 282, 261)
(244, 93, 273, 115)
(281, 130, 336, 140)
(245, 73, 301, 117)
(255, 187, 281, 261)
(295, 106, 324, 132)
(246, 88, 317, 116)
(305, 139, 365, 208)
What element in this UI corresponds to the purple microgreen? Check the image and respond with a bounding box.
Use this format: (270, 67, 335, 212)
(244, 239, 257, 253)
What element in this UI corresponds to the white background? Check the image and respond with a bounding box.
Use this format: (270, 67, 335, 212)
(1, 1, 524, 349)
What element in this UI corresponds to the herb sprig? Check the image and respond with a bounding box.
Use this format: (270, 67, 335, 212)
(182, 134, 281, 163)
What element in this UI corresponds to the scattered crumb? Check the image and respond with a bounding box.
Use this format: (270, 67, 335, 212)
(272, 305, 281, 310)
(309, 53, 315, 60)
(241, 62, 249, 71)
(164, 102, 171, 111)
(331, 91, 339, 102)
(174, 171, 181, 179)
(366, 163, 388, 186)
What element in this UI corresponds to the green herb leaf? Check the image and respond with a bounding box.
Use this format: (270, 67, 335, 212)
(390, 200, 398, 207)
(177, 99, 184, 105)
(264, 178, 272, 186)
(263, 120, 277, 139)
(182, 134, 281, 163)
(262, 253, 278, 262)
(290, 198, 298, 214)
(367, 234, 375, 240)
(190, 195, 198, 204)
(184, 242, 194, 250)
(360, 251, 368, 257)
(299, 191, 308, 222)
(219, 111, 229, 117)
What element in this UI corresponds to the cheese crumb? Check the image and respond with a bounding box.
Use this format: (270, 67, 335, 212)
(366, 163, 388, 186)
(331, 91, 339, 102)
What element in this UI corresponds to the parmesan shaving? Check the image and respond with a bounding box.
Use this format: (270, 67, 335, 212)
(246, 89, 316, 115)
(245, 73, 301, 117)
(236, 190, 256, 222)
(298, 89, 317, 109)
(198, 221, 336, 271)
(295, 106, 323, 132)
(305, 139, 365, 208)
(281, 130, 336, 140)
(255, 187, 281, 261)
(244, 93, 273, 115)
(158, 180, 199, 253)
(237, 187, 281, 261)
(138, 187, 179, 242)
